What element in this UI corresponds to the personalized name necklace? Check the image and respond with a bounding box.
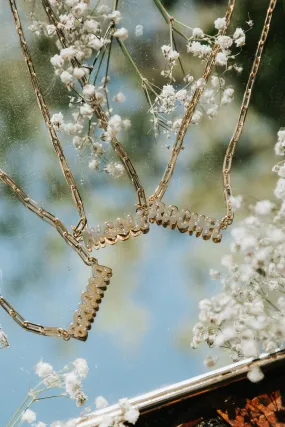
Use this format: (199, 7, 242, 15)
(148, 0, 277, 243)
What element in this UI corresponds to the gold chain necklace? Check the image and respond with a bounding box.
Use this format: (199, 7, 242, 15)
(0, 0, 152, 342)
(0, 167, 111, 341)
(0, 0, 117, 342)
(0, 0, 278, 342)
(41, 0, 150, 249)
(148, 0, 277, 243)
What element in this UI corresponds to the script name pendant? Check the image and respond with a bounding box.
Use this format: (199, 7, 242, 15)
(149, 201, 222, 243)
(82, 209, 149, 251)
(68, 264, 112, 341)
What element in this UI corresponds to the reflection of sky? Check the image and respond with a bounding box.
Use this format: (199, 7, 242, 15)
(0, 0, 278, 424)
(0, 216, 227, 423)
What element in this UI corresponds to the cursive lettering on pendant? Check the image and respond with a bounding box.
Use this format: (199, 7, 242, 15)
(149, 201, 222, 243)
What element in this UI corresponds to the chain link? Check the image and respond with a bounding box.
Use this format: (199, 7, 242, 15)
(0, 169, 97, 266)
(222, 0, 277, 226)
(9, 0, 87, 236)
(0, 296, 71, 340)
(0, 167, 108, 340)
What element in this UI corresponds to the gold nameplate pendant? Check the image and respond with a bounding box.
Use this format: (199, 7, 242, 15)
(149, 201, 222, 243)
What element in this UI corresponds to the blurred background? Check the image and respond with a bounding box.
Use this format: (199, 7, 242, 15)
(0, 0, 284, 423)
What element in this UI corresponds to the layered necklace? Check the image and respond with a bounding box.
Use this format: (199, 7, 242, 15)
(148, 0, 277, 244)
(0, 0, 277, 342)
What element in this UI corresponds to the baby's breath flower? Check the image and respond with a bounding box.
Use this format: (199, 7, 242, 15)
(275, 178, 285, 200)
(211, 75, 225, 88)
(73, 358, 88, 379)
(192, 27, 204, 38)
(21, 409, 37, 423)
(217, 35, 233, 49)
(215, 51, 228, 67)
(113, 27, 128, 40)
(124, 406, 140, 424)
(84, 19, 99, 33)
(51, 112, 64, 131)
(60, 46, 77, 60)
(233, 28, 246, 47)
(0, 326, 8, 348)
(76, 390, 88, 407)
(207, 105, 218, 120)
(60, 70, 74, 87)
(254, 200, 275, 215)
(191, 110, 203, 125)
(50, 54, 64, 68)
(73, 67, 86, 79)
(89, 159, 99, 170)
(104, 161, 124, 178)
(214, 17, 227, 30)
(80, 103, 94, 118)
(35, 360, 54, 378)
(95, 396, 109, 409)
(83, 84, 96, 98)
(64, 372, 82, 398)
(247, 366, 264, 383)
(221, 87, 234, 104)
(73, 2, 88, 17)
(193, 128, 285, 370)
(32, 0, 246, 179)
(108, 10, 121, 24)
(187, 41, 212, 58)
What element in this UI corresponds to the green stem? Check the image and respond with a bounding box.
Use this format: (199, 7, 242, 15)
(117, 39, 158, 98)
(172, 34, 186, 77)
(153, 0, 171, 23)
(143, 84, 154, 109)
(93, 47, 107, 85)
(174, 18, 192, 31)
(169, 20, 173, 49)
(8, 397, 34, 427)
(35, 394, 66, 401)
(173, 26, 189, 41)
(91, 24, 113, 70)
(104, 41, 112, 111)
(116, 39, 144, 82)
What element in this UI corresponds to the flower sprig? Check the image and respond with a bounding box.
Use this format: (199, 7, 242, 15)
(28, 0, 252, 170)
(192, 129, 285, 381)
(0, 325, 8, 349)
(7, 358, 88, 426)
(8, 357, 140, 426)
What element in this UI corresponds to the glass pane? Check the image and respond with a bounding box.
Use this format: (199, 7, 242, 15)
(0, 0, 282, 424)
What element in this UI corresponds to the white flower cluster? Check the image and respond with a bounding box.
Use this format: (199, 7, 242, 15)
(148, 15, 250, 139)
(30, 0, 131, 178)
(36, 358, 88, 405)
(18, 358, 88, 425)
(192, 129, 285, 376)
(97, 398, 140, 427)
(151, 74, 235, 138)
(30, 1, 251, 155)
(11, 357, 139, 426)
(161, 44, 180, 81)
(0, 325, 8, 349)
(187, 18, 246, 68)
